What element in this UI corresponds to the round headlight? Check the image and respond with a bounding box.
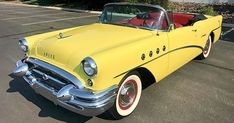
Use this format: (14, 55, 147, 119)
(19, 38, 28, 52)
(82, 57, 97, 77)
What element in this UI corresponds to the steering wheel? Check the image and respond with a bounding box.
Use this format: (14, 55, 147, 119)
(136, 12, 156, 29)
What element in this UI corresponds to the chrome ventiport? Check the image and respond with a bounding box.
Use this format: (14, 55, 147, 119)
(13, 63, 29, 76)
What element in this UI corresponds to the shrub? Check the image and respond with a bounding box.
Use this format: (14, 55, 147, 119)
(201, 6, 217, 16)
(117, 0, 169, 9)
(82, 0, 169, 10)
(20, 0, 169, 10)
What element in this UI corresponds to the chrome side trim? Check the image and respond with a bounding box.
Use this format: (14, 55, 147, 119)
(26, 58, 84, 89)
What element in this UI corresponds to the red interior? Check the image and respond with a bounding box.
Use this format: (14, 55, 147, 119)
(128, 12, 166, 29)
(113, 13, 194, 29)
(128, 17, 145, 26)
(173, 13, 194, 28)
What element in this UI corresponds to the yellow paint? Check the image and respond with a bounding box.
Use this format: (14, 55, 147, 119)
(24, 15, 222, 92)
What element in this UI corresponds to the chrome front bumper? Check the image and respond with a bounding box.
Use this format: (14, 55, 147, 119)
(13, 58, 118, 116)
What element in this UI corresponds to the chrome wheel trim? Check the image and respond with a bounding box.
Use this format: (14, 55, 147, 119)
(203, 36, 212, 58)
(118, 80, 138, 110)
(116, 75, 142, 116)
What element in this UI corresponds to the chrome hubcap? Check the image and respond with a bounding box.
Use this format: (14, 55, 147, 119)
(118, 80, 138, 110)
(204, 39, 210, 55)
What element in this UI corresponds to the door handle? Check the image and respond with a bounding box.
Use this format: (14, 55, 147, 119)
(192, 29, 197, 32)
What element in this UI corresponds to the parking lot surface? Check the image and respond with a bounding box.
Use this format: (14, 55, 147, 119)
(0, 2, 233, 123)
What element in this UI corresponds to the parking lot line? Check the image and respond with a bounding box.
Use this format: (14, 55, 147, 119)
(222, 28, 234, 36)
(22, 15, 99, 26)
(0, 9, 56, 15)
(0, 7, 22, 10)
(1, 12, 72, 20)
(21, 9, 57, 13)
(0, 10, 60, 18)
(0, 11, 28, 14)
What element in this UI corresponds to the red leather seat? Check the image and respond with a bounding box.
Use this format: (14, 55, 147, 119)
(128, 13, 194, 29)
(128, 17, 144, 26)
(174, 22, 183, 28)
(128, 12, 160, 28)
(173, 13, 194, 26)
(149, 12, 160, 19)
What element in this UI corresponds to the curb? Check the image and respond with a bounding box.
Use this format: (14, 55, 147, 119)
(0, 2, 102, 14)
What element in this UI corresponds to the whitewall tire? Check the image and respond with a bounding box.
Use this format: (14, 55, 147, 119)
(109, 71, 142, 119)
(198, 35, 212, 59)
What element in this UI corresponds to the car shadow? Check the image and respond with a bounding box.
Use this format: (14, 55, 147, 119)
(7, 73, 92, 123)
(7, 73, 155, 122)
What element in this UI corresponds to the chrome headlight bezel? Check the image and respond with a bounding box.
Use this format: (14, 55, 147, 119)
(81, 57, 97, 77)
(19, 38, 28, 52)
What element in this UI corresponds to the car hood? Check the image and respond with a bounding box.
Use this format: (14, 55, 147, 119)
(31, 23, 154, 70)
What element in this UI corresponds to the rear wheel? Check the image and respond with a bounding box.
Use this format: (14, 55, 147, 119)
(109, 71, 142, 119)
(197, 36, 212, 59)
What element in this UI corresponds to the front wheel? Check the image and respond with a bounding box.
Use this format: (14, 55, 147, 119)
(197, 36, 212, 60)
(109, 72, 142, 119)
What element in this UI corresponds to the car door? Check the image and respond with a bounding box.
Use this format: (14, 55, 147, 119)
(147, 31, 169, 82)
(167, 26, 201, 74)
(140, 10, 170, 82)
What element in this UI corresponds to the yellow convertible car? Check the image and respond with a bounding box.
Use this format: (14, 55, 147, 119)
(13, 3, 222, 119)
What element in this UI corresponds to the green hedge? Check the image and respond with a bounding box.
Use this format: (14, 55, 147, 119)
(201, 6, 217, 16)
(69, 0, 169, 10)
(124, 0, 169, 8)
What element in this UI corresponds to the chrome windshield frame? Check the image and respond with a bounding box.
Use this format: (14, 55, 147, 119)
(99, 2, 171, 32)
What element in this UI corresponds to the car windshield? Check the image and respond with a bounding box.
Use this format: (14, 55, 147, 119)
(99, 4, 168, 30)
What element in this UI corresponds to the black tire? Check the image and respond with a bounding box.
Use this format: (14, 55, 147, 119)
(108, 71, 142, 120)
(197, 36, 212, 60)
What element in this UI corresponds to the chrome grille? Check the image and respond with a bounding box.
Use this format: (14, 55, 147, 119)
(24, 59, 76, 91)
(25, 58, 84, 89)
(32, 69, 66, 91)
(33, 66, 70, 85)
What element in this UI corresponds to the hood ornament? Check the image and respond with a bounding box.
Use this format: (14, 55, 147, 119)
(58, 32, 71, 39)
(59, 32, 64, 39)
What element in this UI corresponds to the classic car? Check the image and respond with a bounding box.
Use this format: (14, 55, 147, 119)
(13, 2, 222, 119)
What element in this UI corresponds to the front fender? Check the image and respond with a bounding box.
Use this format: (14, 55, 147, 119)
(89, 34, 162, 91)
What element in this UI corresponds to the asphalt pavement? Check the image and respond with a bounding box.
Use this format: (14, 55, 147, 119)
(0, 2, 233, 123)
